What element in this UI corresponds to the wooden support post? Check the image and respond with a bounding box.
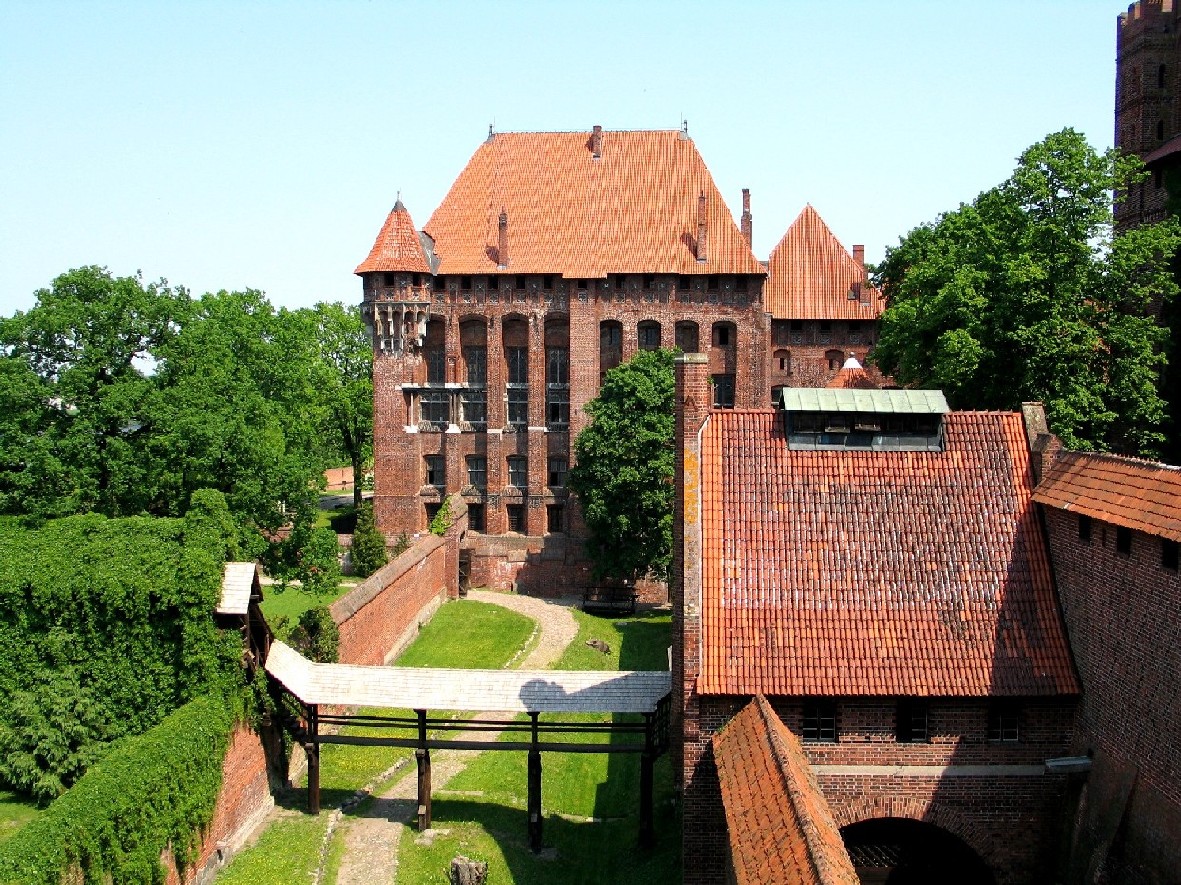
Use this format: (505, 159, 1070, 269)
(640, 712, 655, 848)
(306, 704, 321, 815)
(527, 711, 543, 852)
(416, 708, 432, 831)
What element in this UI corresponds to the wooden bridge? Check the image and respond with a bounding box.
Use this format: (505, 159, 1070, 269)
(265, 641, 673, 850)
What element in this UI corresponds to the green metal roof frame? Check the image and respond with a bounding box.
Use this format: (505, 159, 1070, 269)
(778, 388, 950, 414)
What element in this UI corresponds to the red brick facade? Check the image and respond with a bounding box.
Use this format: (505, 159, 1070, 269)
(1041, 505, 1181, 883)
(163, 724, 274, 885)
(331, 516, 462, 665)
(1115, 0, 1181, 231)
(360, 130, 881, 595)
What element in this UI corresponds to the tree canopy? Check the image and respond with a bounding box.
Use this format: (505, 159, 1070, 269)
(0, 267, 373, 554)
(569, 349, 676, 582)
(872, 129, 1181, 457)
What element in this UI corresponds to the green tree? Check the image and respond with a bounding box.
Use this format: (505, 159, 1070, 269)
(873, 129, 1181, 456)
(569, 349, 676, 582)
(299, 302, 374, 509)
(350, 502, 388, 577)
(0, 267, 184, 517)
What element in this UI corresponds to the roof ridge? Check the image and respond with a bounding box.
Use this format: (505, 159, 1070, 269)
(1058, 448, 1181, 472)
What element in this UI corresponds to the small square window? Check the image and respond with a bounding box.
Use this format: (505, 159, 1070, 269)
(384, 273, 399, 286)
(1078, 514, 1092, 541)
(488, 276, 499, 291)
(707, 276, 719, 292)
(547, 505, 565, 534)
(548, 457, 568, 488)
(802, 701, 837, 742)
(543, 275, 554, 291)
(678, 276, 691, 291)
(988, 703, 1020, 742)
(506, 504, 525, 533)
(425, 502, 441, 525)
(467, 503, 485, 533)
(735, 276, 748, 292)
(461, 276, 472, 291)
(433, 276, 446, 292)
(467, 456, 487, 489)
(1116, 526, 1132, 555)
(577, 279, 588, 291)
(425, 455, 445, 489)
(508, 456, 528, 489)
(712, 374, 735, 409)
(1163, 539, 1178, 570)
(896, 699, 929, 743)
(790, 320, 804, 332)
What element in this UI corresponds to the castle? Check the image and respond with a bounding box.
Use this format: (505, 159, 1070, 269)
(356, 127, 883, 592)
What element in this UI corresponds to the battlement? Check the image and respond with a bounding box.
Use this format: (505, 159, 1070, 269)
(1119, 0, 1176, 48)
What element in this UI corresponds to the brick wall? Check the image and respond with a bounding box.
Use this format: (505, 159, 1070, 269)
(1043, 506, 1181, 883)
(163, 724, 275, 885)
(330, 531, 455, 666)
(369, 273, 766, 553)
(683, 695, 1074, 885)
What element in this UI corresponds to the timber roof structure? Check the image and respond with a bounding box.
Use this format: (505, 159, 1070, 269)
(266, 641, 671, 713)
(696, 410, 1079, 697)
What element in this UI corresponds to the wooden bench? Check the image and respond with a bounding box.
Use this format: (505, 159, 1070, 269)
(581, 586, 638, 615)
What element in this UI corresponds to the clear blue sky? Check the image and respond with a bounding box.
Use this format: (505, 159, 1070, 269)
(0, 1, 1123, 316)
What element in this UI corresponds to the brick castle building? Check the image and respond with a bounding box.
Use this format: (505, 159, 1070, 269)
(357, 126, 881, 590)
(1115, 0, 1181, 229)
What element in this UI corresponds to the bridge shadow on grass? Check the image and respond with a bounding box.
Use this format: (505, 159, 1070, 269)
(396, 796, 681, 885)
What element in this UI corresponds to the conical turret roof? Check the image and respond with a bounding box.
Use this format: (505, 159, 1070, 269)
(355, 199, 432, 275)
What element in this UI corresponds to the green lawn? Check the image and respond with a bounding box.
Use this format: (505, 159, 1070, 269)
(396, 607, 680, 885)
(0, 791, 42, 847)
(259, 582, 353, 632)
(216, 599, 537, 884)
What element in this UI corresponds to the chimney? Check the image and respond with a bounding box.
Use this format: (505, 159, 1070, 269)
(672, 351, 710, 776)
(591, 125, 603, 159)
(696, 192, 709, 263)
(740, 188, 752, 248)
(852, 244, 865, 270)
(498, 209, 509, 269)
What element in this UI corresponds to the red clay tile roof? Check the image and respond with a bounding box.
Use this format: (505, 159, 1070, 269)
(714, 696, 859, 885)
(697, 410, 1078, 697)
(1033, 450, 1181, 542)
(355, 199, 432, 275)
(764, 205, 884, 321)
(420, 130, 764, 277)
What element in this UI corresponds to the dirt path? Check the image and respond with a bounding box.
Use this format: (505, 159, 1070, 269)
(330, 592, 580, 885)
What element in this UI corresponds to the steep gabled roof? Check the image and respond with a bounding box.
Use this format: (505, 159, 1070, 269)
(355, 199, 432, 275)
(697, 410, 1078, 697)
(764, 205, 883, 320)
(1033, 450, 1181, 542)
(420, 129, 764, 277)
(714, 696, 859, 885)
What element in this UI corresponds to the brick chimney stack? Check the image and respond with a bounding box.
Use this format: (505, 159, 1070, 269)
(591, 125, 603, 159)
(740, 188, 752, 249)
(498, 209, 509, 269)
(696, 192, 709, 263)
(672, 352, 710, 794)
(853, 244, 865, 270)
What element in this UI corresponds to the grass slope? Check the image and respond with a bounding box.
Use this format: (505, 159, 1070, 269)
(0, 793, 41, 847)
(215, 599, 536, 884)
(395, 607, 679, 885)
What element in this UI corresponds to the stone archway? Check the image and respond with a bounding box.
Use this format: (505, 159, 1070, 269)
(840, 817, 995, 885)
(833, 795, 996, 880)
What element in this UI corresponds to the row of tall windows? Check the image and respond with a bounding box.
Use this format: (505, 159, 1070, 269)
(432, 501, 565, 535)
(426, 456, 569, 489)
(799, 700, 1022, 744)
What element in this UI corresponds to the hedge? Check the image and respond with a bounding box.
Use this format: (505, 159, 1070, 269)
(0, 694, 235, 885)
(0, 490, 242, 800)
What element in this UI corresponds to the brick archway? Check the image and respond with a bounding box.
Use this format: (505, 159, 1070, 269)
(833, 795, 995, 871)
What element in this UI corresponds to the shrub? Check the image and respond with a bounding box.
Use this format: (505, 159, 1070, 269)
(288, 606, 339, 663)
(0, 695, 235, 885)
(350, 503, 387, 578)
(298, 526, 341, 595)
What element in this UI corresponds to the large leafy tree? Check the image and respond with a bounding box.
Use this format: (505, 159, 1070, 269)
(569, 349, 676, 582)
(0, 267, 184, 517)
(297, 302, 373, 508)
(873, 129, 1181, 457)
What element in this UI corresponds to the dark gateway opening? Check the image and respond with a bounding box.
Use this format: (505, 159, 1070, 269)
(841, 818, 994, 885)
